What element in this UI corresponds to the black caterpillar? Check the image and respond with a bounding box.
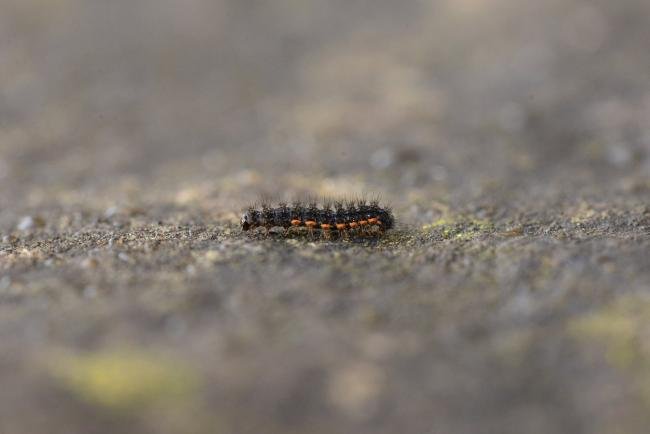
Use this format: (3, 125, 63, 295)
(240, 200, 394, 238)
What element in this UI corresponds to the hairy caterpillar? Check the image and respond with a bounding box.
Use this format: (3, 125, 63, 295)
(240, 199, 394, 238)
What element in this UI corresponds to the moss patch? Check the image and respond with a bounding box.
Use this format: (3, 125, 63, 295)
(569, 296, 650, 409)
(422, 215, 495, 241)
(50, 350, 199, 412)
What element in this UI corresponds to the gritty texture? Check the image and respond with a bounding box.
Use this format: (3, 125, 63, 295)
(2, 1, 650, 433)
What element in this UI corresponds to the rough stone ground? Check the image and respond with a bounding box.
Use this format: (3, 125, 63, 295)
(1, 1, 650, 433)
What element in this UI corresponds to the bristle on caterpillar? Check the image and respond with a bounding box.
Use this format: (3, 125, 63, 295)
(240, 199, 394, 238)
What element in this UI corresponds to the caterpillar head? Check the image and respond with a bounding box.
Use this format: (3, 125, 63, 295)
(240, 210, 254, 231)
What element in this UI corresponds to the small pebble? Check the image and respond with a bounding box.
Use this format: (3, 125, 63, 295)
(204, 250, 223, 263)
(104, 206, 119, 218)
(606, 144, 632, 167)
(327, 362, 385, 420)
(17, 216, 35, 231)
(81, 257, 99, 269)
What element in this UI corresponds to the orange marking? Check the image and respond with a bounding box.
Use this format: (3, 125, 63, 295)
(359, 220, 368, 226)
(305, 220, 317, 228)
(291, 219, 302, 227)
(368, 217, 378, 224)
(349, 222, 358, 229)
(336, 223, 347, 230)
(320, 223, 331, 230)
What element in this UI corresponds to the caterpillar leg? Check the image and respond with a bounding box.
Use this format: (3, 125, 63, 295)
(305, 220, 317, 240)
(368, 218, 379, 236)
(375, 220, 386, 237)
(335, 223, 347, 240)
(358, 220, 369, 237)
(319, 224, 332, 240)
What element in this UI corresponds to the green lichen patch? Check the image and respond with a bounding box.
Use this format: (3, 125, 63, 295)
(421, 214, 495, 241)
(49, 350, 200, 413)
(569, 296, 650, 409)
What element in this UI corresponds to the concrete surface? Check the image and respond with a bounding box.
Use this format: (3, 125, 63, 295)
(1, 1, 650, 433)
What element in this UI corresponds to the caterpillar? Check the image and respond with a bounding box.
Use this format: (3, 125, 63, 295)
(240, 199, 394, 238)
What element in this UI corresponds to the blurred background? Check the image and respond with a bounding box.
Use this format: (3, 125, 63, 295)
(2, 0, 649, 215)
(2, 1, 650, 433)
